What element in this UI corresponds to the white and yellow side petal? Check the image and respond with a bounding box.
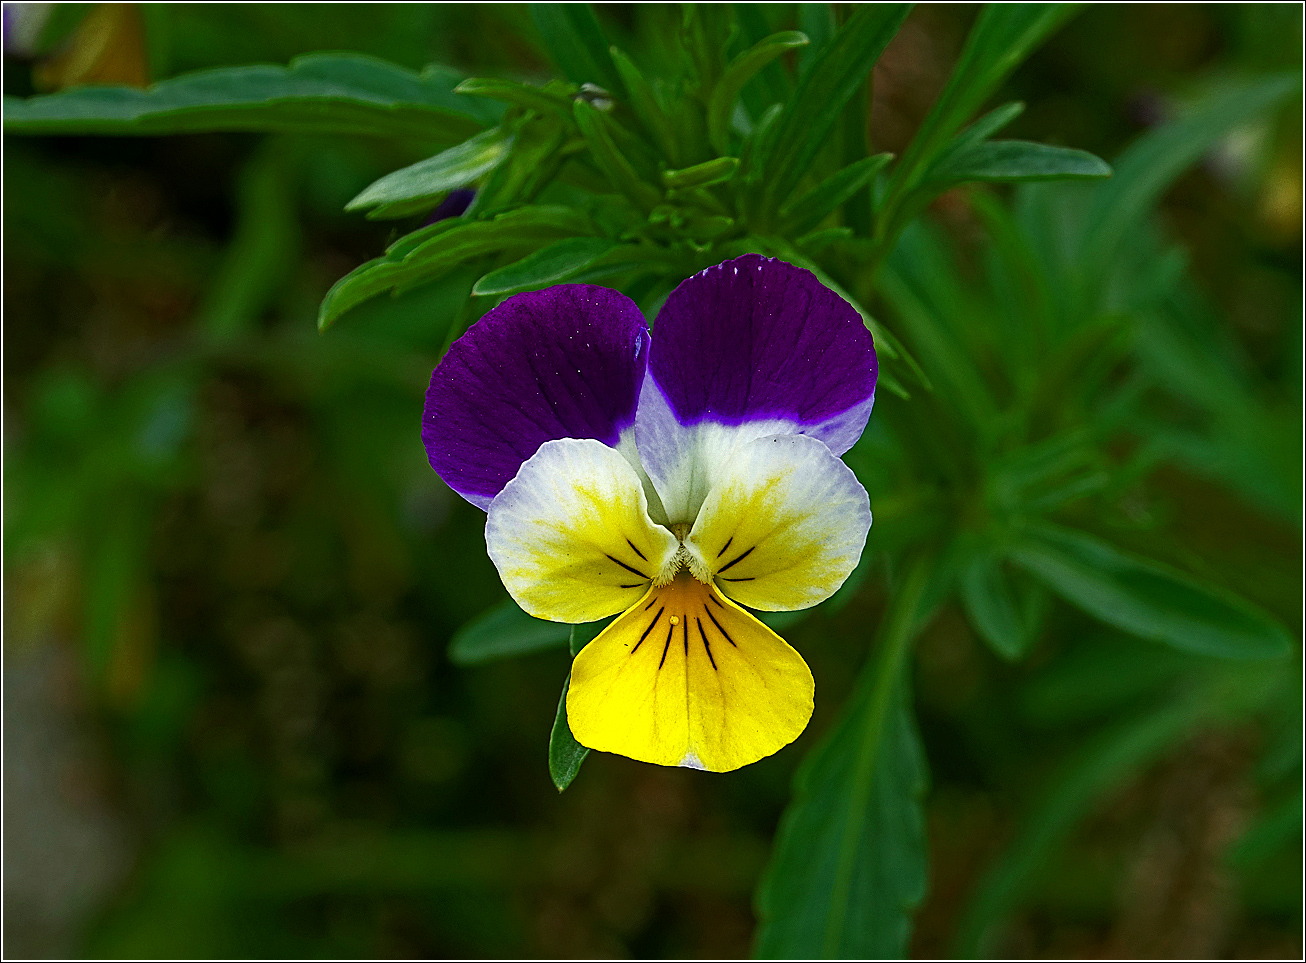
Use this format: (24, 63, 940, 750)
(485, 438, 679, 624)
(566, 574, 813, 772)
(684, 433, 870, 611)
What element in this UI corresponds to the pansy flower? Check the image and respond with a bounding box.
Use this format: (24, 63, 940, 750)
(423, 255, 877, 772)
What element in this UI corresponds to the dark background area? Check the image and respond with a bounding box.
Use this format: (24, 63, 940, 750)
(3, 3, 1301, 958)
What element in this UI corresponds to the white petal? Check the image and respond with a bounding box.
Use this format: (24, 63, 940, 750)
(635, 376, 799, 526)
(485, 438, 679, 623)
(684, 434, 871, 611)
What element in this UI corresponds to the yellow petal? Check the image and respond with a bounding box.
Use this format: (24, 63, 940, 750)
(566, 573, 813, 772)
(486, 438, 680, 623)
(685, 434, 870, 611)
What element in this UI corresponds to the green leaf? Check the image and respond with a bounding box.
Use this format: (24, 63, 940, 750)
(545, 615, 617, 792)
(778, 152, 893, 236)
(755, 559, 931, 958)
(548, 673, 589, 791)
(471, 237, 615, 296)
(345, 127, 512, 219)
(959, 554, 1033, 661)
(569, 616, 614, 657)
(318, 205, 593, 330)
(1079, 73, 1301, 273)
(951, 99, 1026, 146)
(662, 156, 739, 189)
(448, 598, 571, 666)
(530, 3, 626, 99)
(454, 77, 576, 118)
(198, 141, 300, 342)
(954, 663, 1284, 956)
(609, 47, 678, 160)
(707, 30, 810, 155)
(928, 139, 1110, 185)
(468, 113, 572, 216)
(762, 4, 911, 211)
(572, 99, 661, 211)
(2, 52, 497, 140)
(877, 4, 1078, 241)
(1011, 523, 1294, 660)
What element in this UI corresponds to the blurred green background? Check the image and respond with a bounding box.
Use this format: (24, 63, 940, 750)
(3, 3, 1301, 958)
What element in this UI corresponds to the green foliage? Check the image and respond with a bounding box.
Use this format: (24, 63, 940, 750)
(1, 52, 497, 140)
(4, 3, 1300, 958)
(447, 598, 570, 665)
(1012, 523, 1293, 659)
(755, 559, 931, 958)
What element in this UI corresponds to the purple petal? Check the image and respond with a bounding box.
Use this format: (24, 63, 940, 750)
(645, 254, 877, 454)
(423, 188, 476, 225)
(423, 284, 649, 509)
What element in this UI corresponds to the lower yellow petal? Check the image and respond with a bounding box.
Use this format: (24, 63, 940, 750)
(566, 573, 814, 772)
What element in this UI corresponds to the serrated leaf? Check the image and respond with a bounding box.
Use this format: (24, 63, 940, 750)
(346, 127, 512, 218)
(472, 237, 615, 296)
(779, 152, 893, 236)
(707, 30, 810, 155)
(1011, 523, 1294, 660)
(755, 559, 931, 958)
(549, 673, 589, 791)
(2, 52, 497, 140)
(762, 5, 911, 211)
(929, 139, 1111, 185)
(448, 598, 571, 666)
(530, 2, 625, 98)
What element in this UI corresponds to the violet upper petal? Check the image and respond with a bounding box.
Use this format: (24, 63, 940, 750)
(423, 284, 649, 509)
(645, 254, 877, 453)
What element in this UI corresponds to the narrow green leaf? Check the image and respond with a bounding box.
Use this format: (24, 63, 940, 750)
(951, 100, 1026, 147)
(472, 237, 615, 296)
(318, 206, 593, 330)
(548, 674, 589, 791)
(734, 4, 794, 110)
(530, 2, 626, 98)
(1012, 523, 1294, 660)
(707, 30, 810, 155)
(448, 598, 571, 666)
(955, 663, 1283, 956)
(455, 77, 576, 117)
(662, 156, 739, 189)
(1079, 73, 1300, 272)
(468, 113, 572, 216)
(569, 616, 614, 657)
(929, 139, 1111, 185)
(779, 152, 893, 236)
(345, 127, 512, 217)
(959, 554, 1031, 661)
(755, 559, 931, 958)
(572, 99, 661, 211)
(199, 142, 300, 342)
(609, 47, 678, 160)
(762, 4, 912, 210)
(2, 52, 497, 140)
(877, 4, 1078, 238)
(796, 3, 838, 78)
